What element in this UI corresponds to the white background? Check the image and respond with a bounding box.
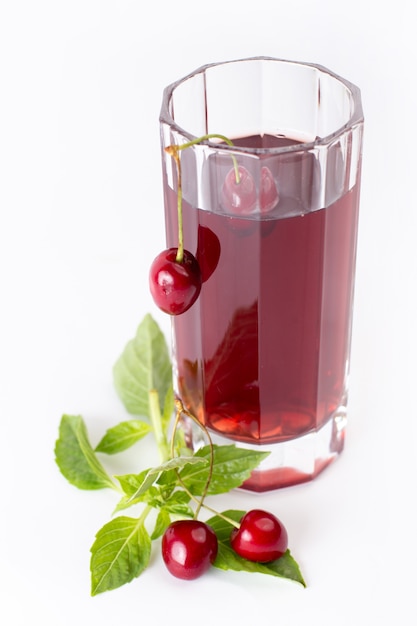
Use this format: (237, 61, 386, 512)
(1, 1, 416, 624)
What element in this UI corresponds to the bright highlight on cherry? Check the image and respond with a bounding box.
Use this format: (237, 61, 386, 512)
(221, 165, 257, 214)
(147, 133, 289, 581)
(149, 134, 280, 316)
(161, 509, 289, 580)
(230, 509, 288, 563)
(149, 248, 201, 315)
(162, 520, 218, 580)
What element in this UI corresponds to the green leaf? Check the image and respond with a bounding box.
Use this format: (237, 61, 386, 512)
(158, 490, 193, 516)
(55, 415, 115, 490)
(113, 489, 161, 514)
(149, 490, 193, 519)
(150, 509, 171, 540)
(161, 385, 174, 435)
(112, 469, 155, 512)
(116, 468, 157, 498)
(90, 516, 151, 595)
(116, 456, 208, 501)
(113, 314, 172, 417)
(207, 510, 306, 587)
(95, 420, 151, 455)
(179, 444, 270, 495)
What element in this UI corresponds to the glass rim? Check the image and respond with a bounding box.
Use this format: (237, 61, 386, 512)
(160, 56, 364, 155)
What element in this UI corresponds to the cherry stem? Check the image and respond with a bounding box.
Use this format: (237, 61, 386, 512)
(166, 134, 239, 182)
(172, 399, 213, 518)
(170, 398, 240, 529)
(165, 133, 240, 264)
(170, 151, 184, 263)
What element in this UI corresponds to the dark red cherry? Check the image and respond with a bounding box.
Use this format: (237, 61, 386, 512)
(149, 248, 202, 315)
(196, 225, 221, 282)
(260, 166, 279, 213)
(221, 165, 257, 215)
(162, 520, 218, 580)
(230, 509, 288, 563)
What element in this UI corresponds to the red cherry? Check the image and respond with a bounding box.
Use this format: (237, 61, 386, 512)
(230, 509, 288, 563)
(196, 225, 221, 282)
(260, 166, 279, 213)
(221, 165, 257, 215)
(149, 248, 202, 315)
(162, 520, 218, 580)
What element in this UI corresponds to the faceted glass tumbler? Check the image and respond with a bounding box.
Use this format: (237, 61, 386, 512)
(159, 57, 364, 491)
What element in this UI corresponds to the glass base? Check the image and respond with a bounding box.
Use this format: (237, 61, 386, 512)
(180, 407, 347, 492)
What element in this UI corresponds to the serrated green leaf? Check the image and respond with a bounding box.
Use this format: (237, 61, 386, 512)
(179, 444, 270, 495)
(116, 456, 208, 502)
(151, 509, 171, 540)
(54, 415, 115, 490)
(112, 469, 155, 512)
(113, 488, 161, 514)
(113, 314, 172, 417)
(155, 491, 193, 518)
(95, 420, 151, 455)
(206, 510, 306, 587)
(116, 468, 156, 498)
(161, 385, 174, 434)
(90, 516, 151, 595)
(155, 468, 178, 489)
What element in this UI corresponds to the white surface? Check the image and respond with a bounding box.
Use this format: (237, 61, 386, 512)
(1, 1, 416, 625)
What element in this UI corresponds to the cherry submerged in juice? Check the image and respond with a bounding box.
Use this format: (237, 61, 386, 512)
(165, 135, 360, 447)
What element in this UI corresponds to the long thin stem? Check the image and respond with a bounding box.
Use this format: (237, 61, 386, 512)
(177, 473, 238, 526)
(170, 133, 234, 151)
(175, 399, 213, 518)
(165, 133, 241, 265)
(171, 151, 184, 264)
(165, 133, 240, 184)
(170, 399, 240, 529)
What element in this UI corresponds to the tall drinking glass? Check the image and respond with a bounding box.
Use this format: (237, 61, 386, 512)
(159, 57, 364, 491)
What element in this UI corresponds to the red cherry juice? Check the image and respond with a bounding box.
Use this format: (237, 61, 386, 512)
(165, 135, 360, 445)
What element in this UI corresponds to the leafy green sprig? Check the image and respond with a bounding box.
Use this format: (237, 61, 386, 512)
(55, 314, 306, 595)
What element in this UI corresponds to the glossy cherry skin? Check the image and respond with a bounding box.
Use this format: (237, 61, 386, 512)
(196, 225, 221, 282)
(149, 248, 202, 315)
(221, 165, 257, 215)
(260, 166, 279, 213)
(221, 165, 279, 235)
(162, 520, 218, 580)
(230, 509, 288, 563)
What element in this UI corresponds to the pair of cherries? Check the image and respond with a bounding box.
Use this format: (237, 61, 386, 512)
(162, 509, 288, 581)
(152, 148, 286, 580)
(149, 164, 279, 316)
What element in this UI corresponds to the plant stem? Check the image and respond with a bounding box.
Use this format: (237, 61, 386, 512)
(171, 398, 240, 529)
(165, 133, 241, 265)
(139, 504, 153, 524)
(171, 151, 184, 264)
(174, 399, 213, 518)
(148, 389, 170, 463)
(179, 479, 241, 529)
(165, 133, 240, 184)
